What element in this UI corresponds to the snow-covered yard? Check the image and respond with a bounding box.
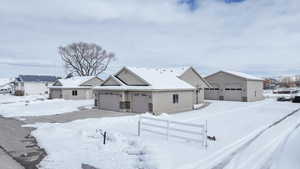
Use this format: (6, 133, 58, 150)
(27, 99, 300, 169)
(0, 94, 47, 104)
(0, 94, 93, 117)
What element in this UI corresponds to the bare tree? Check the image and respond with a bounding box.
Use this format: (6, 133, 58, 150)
(59, 42, 115, 76)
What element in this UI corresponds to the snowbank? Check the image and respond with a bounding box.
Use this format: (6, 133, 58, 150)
(0, 94, 47, 104)
(28, 116, 158, 169)
(0, 95, 93, 117)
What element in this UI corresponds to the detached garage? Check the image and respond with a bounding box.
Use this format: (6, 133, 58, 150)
(204, 71, 264, 102)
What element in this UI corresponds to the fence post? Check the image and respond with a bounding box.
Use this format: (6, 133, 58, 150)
(166, 120, 170, 140)
(103, 131, 107, 145)
(205, 120, 208, 150)
(138, 116, 141, 136)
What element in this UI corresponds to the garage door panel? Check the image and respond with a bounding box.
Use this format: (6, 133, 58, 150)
(132, 95, 149, 113)
(205, 90, 219, 100)
(224, 90, 242, 101)
(99, 94, 121, 111)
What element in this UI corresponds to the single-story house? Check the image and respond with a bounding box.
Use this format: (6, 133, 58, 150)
(94, 66, 210, 114)
(204, 71, 264, 102)
(49, 76, 103, 100)
(13, 75, 59, 96)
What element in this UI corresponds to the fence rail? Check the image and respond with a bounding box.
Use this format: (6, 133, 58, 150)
(138, 116, 208, 148)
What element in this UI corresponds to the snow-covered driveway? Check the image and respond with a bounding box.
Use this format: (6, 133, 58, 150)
(28, 99, 300, 169)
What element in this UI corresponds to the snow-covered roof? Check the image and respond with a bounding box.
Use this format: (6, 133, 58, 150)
(50, 76, 96, 88)
(223, 71, 263, 81)
(95, 67, 195, 91)
(206, 70, 263, 81)
(17, 75, 58, 82)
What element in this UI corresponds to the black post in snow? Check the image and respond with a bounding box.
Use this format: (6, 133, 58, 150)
(103, 131, 107, 145)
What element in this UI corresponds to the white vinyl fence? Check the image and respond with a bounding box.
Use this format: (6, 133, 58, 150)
(138, 116, 208, 148)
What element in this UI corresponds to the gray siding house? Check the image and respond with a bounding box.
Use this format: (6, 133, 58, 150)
(204, 71, 264, 102)
(94, 66, 209, 114)
(49, 76, 103, 100)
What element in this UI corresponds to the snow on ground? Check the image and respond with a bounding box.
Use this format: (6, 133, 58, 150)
(0, 94, 93, 117)
(27, 99, 300, 169)
(0, 94, 47, 104)
(272, 126, 300, 169)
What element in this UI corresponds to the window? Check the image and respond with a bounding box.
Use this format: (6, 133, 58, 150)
(255, 91, 257, 97)
(215, 88, 219, 90)
(120, 101, 130, 109)
(95, 99, 98, 106)
(148, 103, 153, 112)
(173, 94, 179, 104)
(72, 90, 78, 96)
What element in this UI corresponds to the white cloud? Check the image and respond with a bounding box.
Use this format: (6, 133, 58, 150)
(1, 0, 300, 78)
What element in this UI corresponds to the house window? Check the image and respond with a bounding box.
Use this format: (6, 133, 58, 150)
(95, 99, 98, 106)
(72, 90, 78, 96)
(173, 94, 179, 104)
(120, 101, 130, 109)
(148, 103, 153, 112)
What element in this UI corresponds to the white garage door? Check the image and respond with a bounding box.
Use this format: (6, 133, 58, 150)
(224, 88, 242, 101)
(205, 89, 220, 100)
(50, 89, 62, 99)
(132, 94, 150, 113)
(99, 94, 121, 111)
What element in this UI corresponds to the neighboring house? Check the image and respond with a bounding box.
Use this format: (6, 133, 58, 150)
(13, 75, 58, 96)
(279, 76, 296, 88)
(49, 76, 103, 100)
(94, 66, 210, 114)
(204, 71, 264, 102)
(263, 78, 279, 90)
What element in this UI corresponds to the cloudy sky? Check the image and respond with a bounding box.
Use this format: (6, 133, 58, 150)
(1, 0, 300, 78)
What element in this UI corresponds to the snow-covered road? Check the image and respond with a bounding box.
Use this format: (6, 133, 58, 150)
(178, 103, 300, 169)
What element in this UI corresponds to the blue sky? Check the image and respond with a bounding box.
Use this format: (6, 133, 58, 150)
(1, 0, 300, 78)
(181, 0, 245, 10)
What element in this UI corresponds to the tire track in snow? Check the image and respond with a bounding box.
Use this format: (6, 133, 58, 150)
(209, 108, 300, 169)
(258, 122, 300, 169)
(180, 107, 300, 169)
(225, 121, 300, 169)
